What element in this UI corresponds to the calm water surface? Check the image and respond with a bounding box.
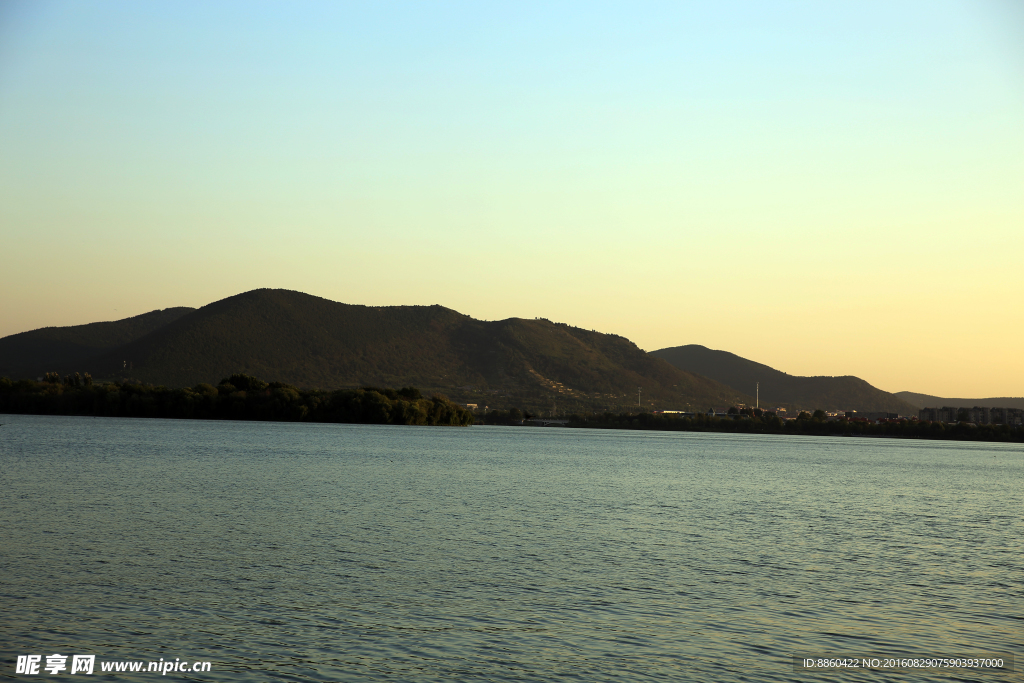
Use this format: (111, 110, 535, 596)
(1, 415, 1021, 681)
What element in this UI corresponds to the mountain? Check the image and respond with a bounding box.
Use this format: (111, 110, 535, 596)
(0, 289, 748, 413)
(650, 344, 919, 415)
(0, 307, 194, 381)
(894, 392, 1024, 410)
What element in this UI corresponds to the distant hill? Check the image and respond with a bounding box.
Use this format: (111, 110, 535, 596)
(650, 344, 919, 415)
(894, 392, 1024, 410)
(0, 307, 194, 381)
(0, 289, 749, 413)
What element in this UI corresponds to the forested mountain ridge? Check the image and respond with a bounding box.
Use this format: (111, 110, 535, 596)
(0, 289, 749, 413)
(650, 344, 919, 414)
(894, 392, 1024, 410)
(0, 307, 194, 380)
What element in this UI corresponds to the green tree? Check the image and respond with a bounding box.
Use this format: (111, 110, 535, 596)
(221, 374, 268, 392)
(398, 386, 422, 400)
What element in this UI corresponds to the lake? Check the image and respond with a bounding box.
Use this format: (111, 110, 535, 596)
(1, 415, 1020, 681)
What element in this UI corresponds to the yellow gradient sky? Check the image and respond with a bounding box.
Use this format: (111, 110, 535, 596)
(1, 1, 1022, 397)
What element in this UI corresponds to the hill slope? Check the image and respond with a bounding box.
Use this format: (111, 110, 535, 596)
(894, 392, 1024, 410)
(650, 344, 919, 414)
(0, 289, 748, 413)
(0, 307, 194, 380)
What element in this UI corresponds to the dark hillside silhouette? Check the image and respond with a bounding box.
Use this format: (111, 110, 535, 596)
(651, 344, 918, 414)
(0, 307, 193, 380)
(894, 392, 1024, 410)
(0, 290, 748, 414)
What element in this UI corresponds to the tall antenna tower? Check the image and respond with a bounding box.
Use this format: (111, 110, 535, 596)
(756, 382, 759, 410)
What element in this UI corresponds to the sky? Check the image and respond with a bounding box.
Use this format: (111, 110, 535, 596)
(1, 1, 1022, 397)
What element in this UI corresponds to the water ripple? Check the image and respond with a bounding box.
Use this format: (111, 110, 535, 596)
(1, 416, 1020, 681)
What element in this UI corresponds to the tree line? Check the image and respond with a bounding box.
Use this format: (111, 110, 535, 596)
(7, 373, 1017, 442)
(0, 373, 474, 426)
(565, 410, 1024, 442)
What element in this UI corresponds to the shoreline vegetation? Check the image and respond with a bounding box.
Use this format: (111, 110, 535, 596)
(564, 410, 1024, 443)
(482, 407, 1024, 443)
(0, 374, 474, 427)
(2, 373, 1021, 443)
